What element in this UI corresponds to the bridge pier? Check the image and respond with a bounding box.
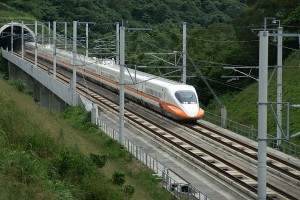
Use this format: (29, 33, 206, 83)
(8, 60, 66, 112)
(40, 85, 50, 108)
(3, 49, 97, 120)
(8, 61, 25, 80)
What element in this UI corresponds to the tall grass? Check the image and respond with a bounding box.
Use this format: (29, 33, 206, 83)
(0, 73, 172, 199)
(0, 3, 34, 23)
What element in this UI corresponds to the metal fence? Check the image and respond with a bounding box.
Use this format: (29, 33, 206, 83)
(203, 111, 300, 158)
(97, 119, 210, 200)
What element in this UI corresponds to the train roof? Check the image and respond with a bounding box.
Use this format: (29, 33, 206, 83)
(26, 42, 194, 90)
(101, 62, 188, 87)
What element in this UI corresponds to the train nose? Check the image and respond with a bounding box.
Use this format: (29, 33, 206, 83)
(182, 104, 199, 117)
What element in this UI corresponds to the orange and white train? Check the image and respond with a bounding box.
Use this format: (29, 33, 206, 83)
(25, 42, 205, 121)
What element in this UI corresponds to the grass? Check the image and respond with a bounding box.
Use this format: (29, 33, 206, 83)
(0, 55, 173, 199)
(208, 52, 300, 144)
(0, 3, 35, 23)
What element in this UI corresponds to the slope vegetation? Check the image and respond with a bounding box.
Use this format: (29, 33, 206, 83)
(210, 52, 300, 143)
(0, 55, 172, 199)
(0, 3, 34, 23)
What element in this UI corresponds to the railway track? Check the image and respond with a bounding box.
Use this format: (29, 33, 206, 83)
(18, 51, 300, 199)
(185, 123, 300, 183)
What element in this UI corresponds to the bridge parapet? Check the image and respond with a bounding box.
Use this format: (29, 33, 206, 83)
(1, 49, 79, 111)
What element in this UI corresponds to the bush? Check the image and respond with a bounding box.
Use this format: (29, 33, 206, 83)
(0, 56, 9, 79)
(112, 170, 125, 186)
(60, 107, 98, 134)
(82, 175, 124, 200)
(9, 79, 27, 93)
(51, 147, 95, 182)
(21, 132, 58, 158)
(89, 153, 108, 168)
(104, 138, 127, 159)
(0, 149, 46, 184)
(124, 184, 135, 196)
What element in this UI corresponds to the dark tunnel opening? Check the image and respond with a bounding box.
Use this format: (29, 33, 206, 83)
(0, 26, 32, 52)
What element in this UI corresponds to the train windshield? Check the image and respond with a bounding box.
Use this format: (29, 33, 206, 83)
(175, 91, 197, 104)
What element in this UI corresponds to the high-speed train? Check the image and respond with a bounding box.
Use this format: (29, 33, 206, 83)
(25, 42, 205, 121)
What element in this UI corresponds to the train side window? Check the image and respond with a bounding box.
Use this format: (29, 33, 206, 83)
(175, 91, 197, 104)
(145, 87, 162, 99)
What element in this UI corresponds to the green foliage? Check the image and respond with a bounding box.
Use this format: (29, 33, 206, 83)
(9, 79, 27, 93)
(0, 148, 56, 199)
(124, 184, 135, 196)
(208, 52, 300, 145)
(82, 175, 124, 200)
(3, 0, 245, 26)
(0, 2, 35, 23)
(20, 132, 58, 157)
(0, 54, 9, 79)
(127, 168, 173, 199)
(284, 6, 300, 33)
(2, 0, 300, 107)
(51, 146, 95, 182)
(112, 170, 126, 186)
(104, 138, 129, 159)
(90, 153, 108, 168)
(0, 99, 35, 145)
(60, 106, 98, 134)
(186, 23, 253, 104)
(1, 149, 46, 184)
(0, 76, 172, 199)
(234, 0, 300, 66)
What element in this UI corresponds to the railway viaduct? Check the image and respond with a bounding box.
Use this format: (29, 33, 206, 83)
(0, 22, 93, 114)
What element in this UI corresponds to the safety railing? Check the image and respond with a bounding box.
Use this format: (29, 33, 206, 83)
(203, 111, 300, 158)
(97, 119, 211, 200)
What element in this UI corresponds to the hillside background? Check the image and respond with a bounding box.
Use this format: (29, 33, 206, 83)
(1, 1, 300, 199)
(1, 1, 300, 138)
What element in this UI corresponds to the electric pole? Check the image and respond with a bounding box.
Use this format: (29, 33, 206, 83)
(21, 21, 24, 59)
(34, 21, 38, 68)
(42, 22, 44, 46)
(72, 21, 78, 106)
(48, 22, 51, 45)
(11, 21, 13, 52)
(119, 25, 125, 145)
(86, 23, 89, 57)
(53, 21, 57, 79)
(65, 22, 68, 50)
(116, 22, 120, 65)
(258, 30, 269, 200)
(276, 26, 283, 147)
(182, 22, 187, 84)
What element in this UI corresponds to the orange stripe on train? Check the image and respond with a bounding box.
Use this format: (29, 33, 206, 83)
(27, 49, 200, 118)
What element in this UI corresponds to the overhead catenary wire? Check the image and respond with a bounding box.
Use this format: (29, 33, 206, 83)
(22, 21, 299, 105)
(187, 53, 222, 106)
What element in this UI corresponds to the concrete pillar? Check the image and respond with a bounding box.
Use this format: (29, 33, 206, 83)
(26, 75, 34, 94)
(40, 86, 50, 108)
(33, 81, 41, 103)
(221, 105, 227, 128)
(91, 103, 99, 124)
(20, 70, 28, 81)
(8, 62, 22, 80)
(8, 62, 15, 80)
(49, 92, 65, 112)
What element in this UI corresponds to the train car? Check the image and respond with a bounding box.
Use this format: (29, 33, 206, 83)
(25, 42, 205, 121)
